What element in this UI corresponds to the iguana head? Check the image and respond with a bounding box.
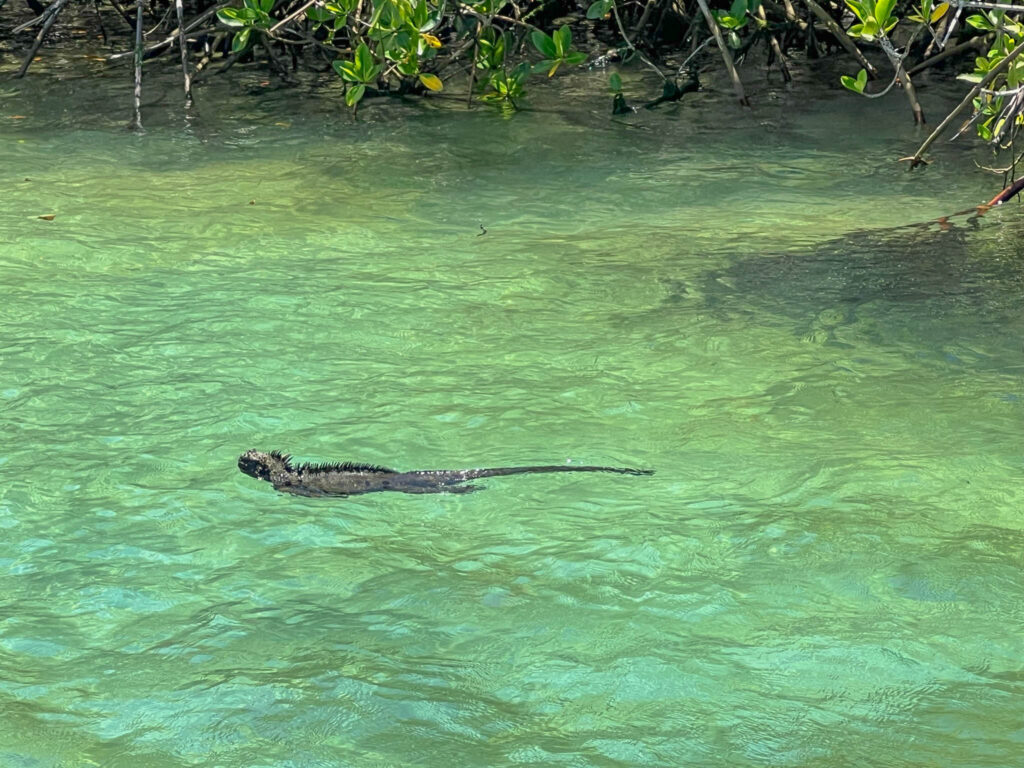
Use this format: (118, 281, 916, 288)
(238, 450, 293, 482)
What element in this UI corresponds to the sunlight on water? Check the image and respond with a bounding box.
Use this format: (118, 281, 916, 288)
(1, 68, 1023, 767)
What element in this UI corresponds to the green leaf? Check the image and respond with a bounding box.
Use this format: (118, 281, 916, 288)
(845, 0, 870, 23)
(875, 0, 897, 26)
(586, 0, 613, 19)
(382, 35, 405, 61)
(412, 0, 428, 29)
(511, 60, 531, 84)
(716, 13, 746, 29)
(258, 0, 274, 12)
(476, 31, 506, 70)
(966, 14, 993, 31)
(230, 7, 260, 22)
(564, 51, 587, 65)
(231, 27, 252, 52)
(727, 30, 741, 48)
(367, 0, 396, 31)
(354, 42, 375, 81)
(419, 72, 443, 91)
(531, 30, 557, 58)
(420, 12, 441, 31)
(729, 0, 747, 19)
(345, 83, 366, 107)
(332, 58, 359, 81)
(217, 7, 248, 27)
(554, 25, 571, 56)
(841, 73, 865, 93)
(609, 71, 622, 92)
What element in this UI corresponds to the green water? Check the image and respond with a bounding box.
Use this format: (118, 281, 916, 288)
(2, 69, 1023, 766)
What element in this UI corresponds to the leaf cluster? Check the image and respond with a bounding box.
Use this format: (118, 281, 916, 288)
(212, 0, 588, 111)
(217, 0, 274, 53)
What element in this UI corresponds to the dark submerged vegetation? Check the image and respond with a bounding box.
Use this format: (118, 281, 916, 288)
(5, 0, 1024, 183)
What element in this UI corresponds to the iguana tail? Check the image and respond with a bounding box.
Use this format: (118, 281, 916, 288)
(455, 465, 654, 480)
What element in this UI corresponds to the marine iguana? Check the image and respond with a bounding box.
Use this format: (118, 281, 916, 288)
(238, 450, 654, 497)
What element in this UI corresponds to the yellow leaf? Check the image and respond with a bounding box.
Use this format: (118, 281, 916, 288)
(931, 1, 949, 21)
(37, 214, 55, 221)
(422, 33, 442, 48)
(419, 73, 443, 91)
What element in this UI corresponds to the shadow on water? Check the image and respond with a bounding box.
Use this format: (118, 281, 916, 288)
(691, 220, 1024, 352)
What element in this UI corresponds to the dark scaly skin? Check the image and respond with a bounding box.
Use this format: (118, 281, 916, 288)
(238, 450, 654, 497)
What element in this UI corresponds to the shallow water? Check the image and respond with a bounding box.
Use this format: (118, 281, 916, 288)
(1, 62, 1023, 767)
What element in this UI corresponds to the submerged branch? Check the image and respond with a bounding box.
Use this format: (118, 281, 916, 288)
(131, 0, 144, 130)
(757, 5, 791, 82)
(109, 3, 230, 61)
(694, 0, 748, 105)
(879, 34, 924, 124)
(12, 2, 60, 34)
(13, 0, 70, 78)
(175, 0, 193, 105)
(907, 35, 987, 77)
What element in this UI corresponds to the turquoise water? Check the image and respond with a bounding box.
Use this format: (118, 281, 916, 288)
(2, 68, 1024, 766)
